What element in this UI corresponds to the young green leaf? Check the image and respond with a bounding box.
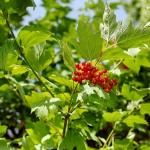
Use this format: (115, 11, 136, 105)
(71, 20, 103, 61)
(0, 124, 7, 137)
(103, 111, 127, 123)
(100, 5, 120, 43)
(49, 75, 77, 89)
(61, 42, 75, 72)
(123, 115, 148, 127)
(140, 103, 150, 115)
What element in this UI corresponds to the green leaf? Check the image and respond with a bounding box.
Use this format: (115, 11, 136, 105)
(100, 47, 131, 61)
(22, 136, 36, 150)
(49, 75, 77, 89)
(9, 64, 29, 75)
(100, 5, 119, 43)
(140, 103, 150, 115)
(0, 39, 17, 70)
(0, 124, 7, 137)
(117, 22, 150, 49)
(25, 91, 52, 108)
(140, 145, 150, 150)
(103, 111, 126, 123)
(71, 20, 103, 61)
(61, 42, 75, 72)
(123, 58, 140, 73)
(0, 11, 6, 25)
(59, 129, 86, 150)
(0, 139, 10, 150)
(25, 42, 54, 72)
(121, 84, 149, 101)
(18, 26, 54, 48)
(123, 115, 148, 127)
(114, 138, 134, 150)
(26, 121, 50, 144)
(0, 0, 36, 15)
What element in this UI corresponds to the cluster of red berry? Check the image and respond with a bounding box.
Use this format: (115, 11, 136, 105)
(72, 62, 117, 93)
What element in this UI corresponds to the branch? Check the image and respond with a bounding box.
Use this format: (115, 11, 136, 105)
(2, 10, 54, 97)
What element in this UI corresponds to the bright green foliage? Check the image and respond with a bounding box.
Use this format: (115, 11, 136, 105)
(114, 138, 134, 150)
(62, 42, 75, 72)
(71, 20, 103, 61)
(123, 115, 148, 127)
(18, 26, 53, 48)
(59, 129, 86, 150)
(0, 139, 10, 150)
(103, 111, 126, 123)
(0, 39, 18, 70)
(0, 124, 7, 137)
(49, 75, 76, 89)
(9, 65, 29, 75)
(121, 84, 149, 101)
(25, 42, 54, 73)
(140, 103, 150, 115)
(26, 121, 50, 145)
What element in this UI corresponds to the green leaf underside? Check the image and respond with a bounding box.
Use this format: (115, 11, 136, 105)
(72, 20, 103, 61)
(121, 84, 149, 101)
(123, 115, 148, 127)
(100, 5, 119, 43)
(59, 129, 86, 150)
(62, 42, 75, 72)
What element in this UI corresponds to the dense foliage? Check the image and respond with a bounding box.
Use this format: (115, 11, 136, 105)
(0, 0, 150, 149)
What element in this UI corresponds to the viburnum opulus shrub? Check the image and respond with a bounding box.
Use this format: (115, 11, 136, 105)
(0, 1, 150, 150)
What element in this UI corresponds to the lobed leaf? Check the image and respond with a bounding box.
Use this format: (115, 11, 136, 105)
(123, 115, 148, 127)
(71, 20, 103, 61)
(103, 111, 127, 123)
(140, 103, 150, 115)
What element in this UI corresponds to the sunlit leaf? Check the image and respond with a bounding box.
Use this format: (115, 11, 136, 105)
(140, 103, 150, 115)
(123, 115, 148, 127)
(71, 20, 103, 61)
(103, 111, 126, 123)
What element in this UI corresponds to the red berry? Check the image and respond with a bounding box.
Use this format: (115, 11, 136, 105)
(105, 89, 110, 93)
(102, 69, 107, 73)
(112, 78, 117, 86)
